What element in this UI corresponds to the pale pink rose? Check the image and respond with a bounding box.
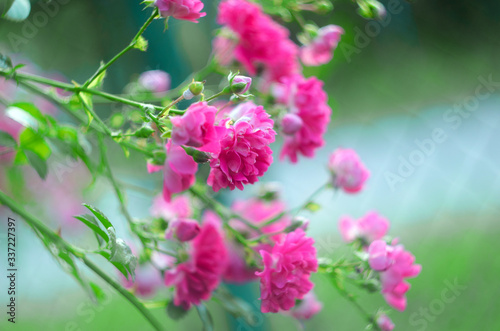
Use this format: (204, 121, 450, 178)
(290, 291, 323, 320)
(377, 314, 395, 331)
(139, 70, 171, 95)
(368, 240, 422, 311)
(207, 102, 276, 192)
(339, 211, 389, 244)
(300, 25, 344, 66)
(274, 74, 331, 163)
(154, 0, 206, 23)
(165, 218, 200, 242)
(171, 102, 225, 153)
(256, 229, 318, 313)
(328, 148, 370, 193)
(162, 140, 198, 201)
(165, 211, 228, 309)
(217, 0, 299, 82)
(212, 34, 237, 66)
(150, 194, 192, 221)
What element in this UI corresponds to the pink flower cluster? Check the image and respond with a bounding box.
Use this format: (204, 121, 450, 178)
(171, 102, 224, 153)
(165, 212, 228, 309)
(217, 0, 299, 82)
(339, 211, 389, 245)
(368, 240, 422, 311)
(328, 148, 370, 193)
(154, 0, 206, 23)
(208, 102, 276, 191)
(300, 25, 344, 66)
(274, 74, 331, 163)
(256, 229, 318, 313)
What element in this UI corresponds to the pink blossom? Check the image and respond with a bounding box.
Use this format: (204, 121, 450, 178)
(207, 102, 276, 192)
(139, 70, 171, 95)
(368, 240, 422, 311)
(212, 34, 237, 66)
(154, 0, 206, 23)
(223, 242, 259, 283)
(339, 211, 389, 244)
(290, 291, 323, 320)
(281, 113, 303, 135)
(165, 218, 200, 242)
(328, 148, 370, 193)
(161, 141, 198, 201)
(165, 211, 228, 309)
(217, 0, 299, 82)
(232, 75, 252, 94)
(300, 25, 344, 66)
(121, 263, 163, 297)
(377, 314, 395, 331)
(256, 229, 318, 313)
(150, 194, 192, 221)
(171, 102, 224, 153)
(275, 74, 331, 163)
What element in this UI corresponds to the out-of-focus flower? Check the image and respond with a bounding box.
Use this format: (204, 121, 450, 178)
(231, 75, 252, 94)
(217, 0, 299, 82)
(256, 229, 318, 313)
(290, 291, 323, 320)
(207, 102, 276, 192)
(138, 70, 171, 95)
(121, 263, 163, 297)
(154, 0, 206, 23)
(171, 102, 224, 154)
(339, 211, 389, 244)
(328, 148, 370, 193)
(281, 113, 303, 135)
(377, 314, 395, 331)
(274, 74, 331, 163)
(165, 218, 200, 242)
(300, 25, 344, 66)
(165, 211, 228, 309)
(212, 34, 237, 66)
(149, 141, 198, 202)
(368, 240, 422, 311)
(150, 194, 192, 221)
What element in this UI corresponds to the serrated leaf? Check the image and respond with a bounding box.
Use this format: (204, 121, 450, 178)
(82, 204, 114, 230)
(74, 214, 110, 244)
(97, 250, 129, 279)
(18, 127, 51, 159)
(167, 301, 189, 320)
(0, 130, 16, 148)
(25, 150, 48, 179)
(106, 228, 137, 281)
(305, 202, 321, 212)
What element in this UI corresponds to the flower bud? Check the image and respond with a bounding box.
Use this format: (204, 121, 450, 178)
(358, 0, 386, 20)
(189, 81, 204, 96)
(165, 218, 201, 242)
(281, 113, 303, 135)
(133, 124, 155, 138)
(182, 146, 211, 163)
(286, 216, 310, 232)
(231, 75, 252, 94)
(315, 1, 333, 14)
(376, 314, 395, 331)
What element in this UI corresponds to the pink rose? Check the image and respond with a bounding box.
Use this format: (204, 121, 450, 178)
(328, 148, 370, 193)
(339, 211, 389, 244)
(165, 218, 201, 242)
(154, 0, 206, 23)
(300, 25, 344, 66)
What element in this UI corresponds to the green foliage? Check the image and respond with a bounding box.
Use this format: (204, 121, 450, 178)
(0, 130, 17, 148)
(1, 0, 30, 21)
(195, 304, 214, 331)
(166, 301, 189, 321)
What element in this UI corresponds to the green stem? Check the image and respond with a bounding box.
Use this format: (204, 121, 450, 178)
(292, 182, 329, 216)
(158, 95, 184, 118)
(0, 190, 163, 330)
(205, 89, 229, 102)
(84, 8, 159, 88)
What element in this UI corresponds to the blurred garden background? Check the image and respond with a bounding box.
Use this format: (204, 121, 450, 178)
(1, 0, 500, 330)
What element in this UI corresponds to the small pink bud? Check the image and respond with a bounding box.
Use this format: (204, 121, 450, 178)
(281, 113, 303, 135)
(139, 70, 171, 95)
(231, 75, 252, 94)
(166, 218, 201, 242)
(376, 314, 395, 331)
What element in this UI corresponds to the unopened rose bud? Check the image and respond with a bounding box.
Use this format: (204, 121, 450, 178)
(189, 81, 204, 95)
(286, 216, 310, 232)
(315, 1, 333, 14)
(165, 218, 201, 242)
(281, 113, 303, 135)
(134, 124, 155, 138)
(376, 314, 395, 331)
(182, 146, 211, 163)
(231, 75, 252, 94)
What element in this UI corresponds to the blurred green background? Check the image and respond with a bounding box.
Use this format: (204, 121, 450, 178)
(1, 0, 500, 330)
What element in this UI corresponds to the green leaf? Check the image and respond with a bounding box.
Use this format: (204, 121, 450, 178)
(18, 127, 51, 159)
(167, 301, 189, 320)
(89, 282, 107, 303)
(25, 150, 48, 179)
(82, 203, 114, 230)
(97, 250, 129, 279)
(6, 103, 47, 130)
(88, 66, 106, 89)
(305, 202, 321, 212)
(0, 130, 17, 148)
(0, 51, 13, 69)
(134, 36, 148, 52)
(195, 304, 214, 331)
(74, 214, 110, 244)
(2, 0, 30, 21)
(107, 228, 137, 281)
